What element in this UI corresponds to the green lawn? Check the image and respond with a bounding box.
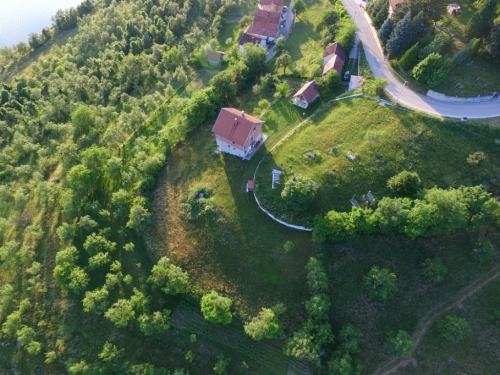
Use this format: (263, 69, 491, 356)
(255, 98, 500, 225)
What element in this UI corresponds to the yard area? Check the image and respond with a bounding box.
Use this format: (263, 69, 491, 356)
(255, 97, 500, 225)
(148, 94, 500, 373)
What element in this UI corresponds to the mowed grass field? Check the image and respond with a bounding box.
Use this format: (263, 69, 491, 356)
(255, 98, 500, 225)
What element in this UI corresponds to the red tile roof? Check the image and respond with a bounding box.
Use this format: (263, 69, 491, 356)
(323, 55, 344, 76)
(239, 32, 265, 46)
(294, 81, 320, 103)
(260, 0, 284, 5)
(252, 9, 282, 37)
(390, 0, 406, 9)
(212, 108, 264, 147)
(323, 42, 346, 62)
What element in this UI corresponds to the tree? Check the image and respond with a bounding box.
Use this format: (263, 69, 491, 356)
(386, 11, 414, 56)
(305, 294, 331, 321)
(305, 257, 328, 292)
(315, 10, 340, 32)
(68, 267, 90, 294)
(126, 204, 150, 230)
(241, 44, 267, 84)
(148, 256, 189, 295)
(213, 355, 230, 375)
(104, 299, 135, 328)
(294, 0, 306, 18)
(200, 290, 233, 324)
(53, 246, 79, 286)
(384, 330, 414, 357)
(98, 342, 123, 363)
(437, 314, 472, 342)
(465, 0, 500, 39)
(412, 53, 448, 88)
(275, 52, 292, 74)
(421, 258, 448, 283)
(82, 287, 109, 314)
(244, 308, 282, 340)
(338, 323, 364, 354)
(373, 1, 389, 30)
(378, 18, 394, 43)
(387, 171, 421, 197)
(483, 23, 500, 60)
(328, 352, 362, 375)
(83, 234, 116, 256)
(336, 22, 357, 54)
(71, 105, 96, 140)
(138, 310, 172, 336)
(363, 266, 397, 302)
(281, 176, 318, 212)
(467, 151, 487, 167)
(472, 237, 495, 262)
(399, 42, 419, 70)
(275, 36, 286, 54)
(418, 33, 446, 60)
(285, 328, 320, 364)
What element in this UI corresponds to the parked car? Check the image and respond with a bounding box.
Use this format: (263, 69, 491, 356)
(343, 71, 351, 81)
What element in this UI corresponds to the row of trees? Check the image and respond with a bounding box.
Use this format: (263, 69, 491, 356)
(0, 0, 248, 372)
(313, 173, 500, 242)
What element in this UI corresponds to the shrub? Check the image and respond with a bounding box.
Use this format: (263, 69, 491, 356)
(387, 171, 421, 198)
(472, 237, 495, 262)
(467, 151, 487, 166)
(283, 240, 294, 253)
(384, 330, 414, 357)
(281, 176, 318, 212)
(183, 184, 218, 220)
(421, 258, 448, 283)
(244, 307, 282, 340)
(412, 53, 449, 88)
(363, 266, 397, 302)
(437, 314, 472, 342)
(201, 291, 233, 325)
(399, 42, 419, 70)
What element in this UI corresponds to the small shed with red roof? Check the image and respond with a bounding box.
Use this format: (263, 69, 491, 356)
(293, 81, 320, 109)
(212, 108, 266, 159)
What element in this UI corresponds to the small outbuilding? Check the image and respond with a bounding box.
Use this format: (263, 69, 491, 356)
(447, 3, 461, 16)
(239, 32, 268, 52)
(293, 80, 320, 109)
(246, 180, 255, 192)
(206, 50, 225, 65)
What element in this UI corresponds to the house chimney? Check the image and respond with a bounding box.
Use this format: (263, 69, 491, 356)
(235, 117, 238, 125)
(241, 111, 245, 116)
(267, 11, 269, 17)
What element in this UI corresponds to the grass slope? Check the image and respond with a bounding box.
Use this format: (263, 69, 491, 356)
(255, 98, 500, 224)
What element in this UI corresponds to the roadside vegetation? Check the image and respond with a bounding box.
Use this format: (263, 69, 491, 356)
(367, 0, 500, 96)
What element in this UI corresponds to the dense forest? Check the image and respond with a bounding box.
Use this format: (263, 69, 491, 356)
(0, 0, 271, 373)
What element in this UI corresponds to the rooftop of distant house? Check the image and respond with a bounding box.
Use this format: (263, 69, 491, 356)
(390, 0, 407, 8)
(323, 55, 344, 76)
(252, 9, 282, 37)
(212, 108, 264, 146)
(239, 32, 266, 46)
(323, 42, 346, 62)
(259, 0, 284, 5)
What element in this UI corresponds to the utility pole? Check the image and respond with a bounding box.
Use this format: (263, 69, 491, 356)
(396, 81, 407, 105)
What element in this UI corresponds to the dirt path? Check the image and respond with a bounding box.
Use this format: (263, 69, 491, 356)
(372, 263, 500, 375)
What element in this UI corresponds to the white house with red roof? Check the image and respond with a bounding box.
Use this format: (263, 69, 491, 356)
(251, 9, 283, 41)
(212, 108, 266, 159)
(293, 81, 320, 109)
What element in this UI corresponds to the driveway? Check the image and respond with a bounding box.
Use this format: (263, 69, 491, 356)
(341, 0, 500, 119)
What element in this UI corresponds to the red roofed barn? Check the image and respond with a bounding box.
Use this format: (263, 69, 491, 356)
(212, 108, 266, 159)
(293, 81, 320, 109)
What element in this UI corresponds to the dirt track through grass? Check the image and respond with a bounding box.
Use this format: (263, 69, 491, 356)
(372, 263, 500, 375)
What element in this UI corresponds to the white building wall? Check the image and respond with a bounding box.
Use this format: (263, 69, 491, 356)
(216, 138, 245, 157)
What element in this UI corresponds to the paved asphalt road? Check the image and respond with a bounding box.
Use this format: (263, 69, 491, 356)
(341, 0, 500, 119)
